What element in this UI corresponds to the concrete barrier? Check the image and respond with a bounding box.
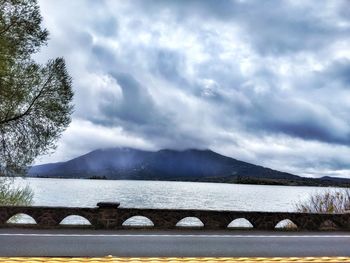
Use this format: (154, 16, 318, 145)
(0, 202, 349, 230)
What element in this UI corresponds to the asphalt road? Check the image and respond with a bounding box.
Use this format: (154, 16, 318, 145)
(1, 228, 350, 257)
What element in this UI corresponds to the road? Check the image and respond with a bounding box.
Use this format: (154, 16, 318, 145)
(1, 228, 350, 257)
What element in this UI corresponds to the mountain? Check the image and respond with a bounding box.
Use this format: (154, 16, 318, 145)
(28, 147, 350, 187)
(28, 147, 298, 180)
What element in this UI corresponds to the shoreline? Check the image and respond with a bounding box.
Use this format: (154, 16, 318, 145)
(20, 175, 350, 188)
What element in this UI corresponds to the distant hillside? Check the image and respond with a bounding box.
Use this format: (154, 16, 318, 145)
(28, 148, 350, 187)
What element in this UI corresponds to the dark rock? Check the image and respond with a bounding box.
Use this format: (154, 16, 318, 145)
(97, 202, 120, 208)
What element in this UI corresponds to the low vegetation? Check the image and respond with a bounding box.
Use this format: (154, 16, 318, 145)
(0, 178, 33, 206)
(295, 189, 350, 213)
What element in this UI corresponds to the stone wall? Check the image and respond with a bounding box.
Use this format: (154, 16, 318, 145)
(0, 202, 349, 230)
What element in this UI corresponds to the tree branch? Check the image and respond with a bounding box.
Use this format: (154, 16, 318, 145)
(0, 72, 53, 125)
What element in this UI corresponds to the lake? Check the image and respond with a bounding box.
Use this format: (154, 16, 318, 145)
(15, 178, 340, 212)
(10, 177, 338, 226)
(13, 177, 337, 211)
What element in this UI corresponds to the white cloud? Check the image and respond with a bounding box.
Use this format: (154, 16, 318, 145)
(35, 119, 155, 164)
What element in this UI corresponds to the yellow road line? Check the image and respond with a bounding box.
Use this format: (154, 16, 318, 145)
(0, 257, 350, 263)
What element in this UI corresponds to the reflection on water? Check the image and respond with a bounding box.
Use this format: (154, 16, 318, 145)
(12, 177, 337, 225)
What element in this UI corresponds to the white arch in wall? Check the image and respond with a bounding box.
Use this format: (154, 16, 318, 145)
(176, 217, 204, 228)
(6, 213, 36, 224)
(59, 215, 91, 225)
(275, 219, 298, 230)
(227, 218, 253, 228)
(122, 216, 154, 227)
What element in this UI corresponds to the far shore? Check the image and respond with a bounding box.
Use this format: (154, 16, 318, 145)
(22, 175, 350, 188)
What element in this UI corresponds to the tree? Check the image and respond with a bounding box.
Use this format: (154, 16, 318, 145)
(0, 1, 73, 181)
(0, 0, 48, 74)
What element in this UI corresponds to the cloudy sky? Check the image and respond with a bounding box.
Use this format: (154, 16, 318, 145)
(34, 0, 350, 178)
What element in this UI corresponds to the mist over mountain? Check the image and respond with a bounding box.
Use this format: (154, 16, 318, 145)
(28, 147, 299, 180)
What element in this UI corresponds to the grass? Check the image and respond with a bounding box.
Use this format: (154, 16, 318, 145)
(0, 178, 33, 206)
(295, 189, 350, 213)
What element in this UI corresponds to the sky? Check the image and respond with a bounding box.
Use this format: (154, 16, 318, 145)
(34, 0, 350, 178)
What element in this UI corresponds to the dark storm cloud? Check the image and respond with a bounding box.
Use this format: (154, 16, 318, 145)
(251, 113, 350, 146)
(236, 3, 348, 55)
(93, 17, 118, 37)
(137, 0, 239, 21)
(153, 49, 187, 84)
(236, 84, 350, 145)
(103, 73, 156, 124)
(135, 0, 350, 55)
(92, 70, 210, 149)
(91, 45, 117, 69)
(337, 0, 350, 19)
(325, 59, 350, 85)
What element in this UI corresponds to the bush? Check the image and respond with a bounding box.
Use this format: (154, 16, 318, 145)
(0, 178, 33, 206)
(295, 189, 350, 213)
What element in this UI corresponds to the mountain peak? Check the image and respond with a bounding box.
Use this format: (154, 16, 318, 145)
(157, 148, 213, 153)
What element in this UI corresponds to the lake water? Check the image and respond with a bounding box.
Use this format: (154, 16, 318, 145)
(9, 177, 339, 226)
(13, 177, 337, 211)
